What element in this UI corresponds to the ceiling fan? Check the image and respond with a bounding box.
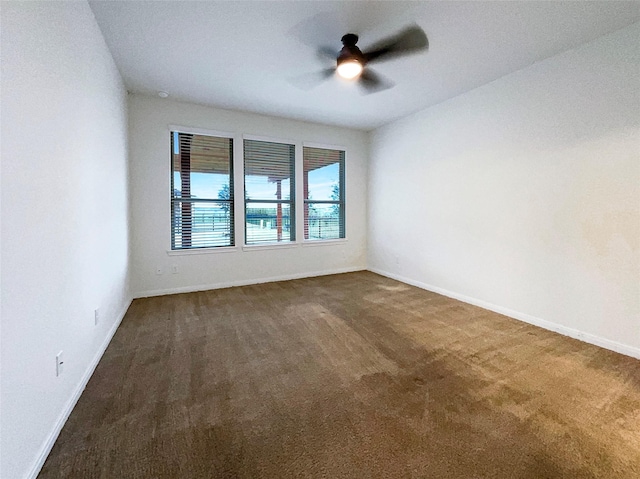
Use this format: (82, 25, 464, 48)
(299, 25, 429, 94)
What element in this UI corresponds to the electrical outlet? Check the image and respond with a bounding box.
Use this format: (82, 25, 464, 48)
(171, 265, 178, 274)
(94, 308, 100, 326)
(156, 267, 163, 275)
(56, 351, 64, 377)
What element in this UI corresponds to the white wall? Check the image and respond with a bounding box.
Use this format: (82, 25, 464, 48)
(369, 23, 640, 357)
(0, 2, 131, 478)
(129, 95, 368, 297)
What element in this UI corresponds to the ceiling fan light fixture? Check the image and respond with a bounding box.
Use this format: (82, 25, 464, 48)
(336, 59, 363, 80)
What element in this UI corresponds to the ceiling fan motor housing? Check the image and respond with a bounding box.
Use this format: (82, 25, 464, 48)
(338, 33, 364, 66)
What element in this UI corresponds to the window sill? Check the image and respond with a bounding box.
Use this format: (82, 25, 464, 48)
(302, 238, 348, 247)
(166, 239, 346, 255)
(167, 246, 239, 256)
(242, 242, 300, 252)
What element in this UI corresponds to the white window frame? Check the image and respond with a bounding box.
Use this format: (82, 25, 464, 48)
(167, 125, 238, 254)
(301, 141, 347, 244)
(242, 134, 298, 249)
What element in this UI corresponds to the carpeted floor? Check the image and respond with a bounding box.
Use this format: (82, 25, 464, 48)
(39, 272, 640, 478)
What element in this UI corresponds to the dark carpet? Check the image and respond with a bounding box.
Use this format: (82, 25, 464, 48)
(39, 272, 640, 478)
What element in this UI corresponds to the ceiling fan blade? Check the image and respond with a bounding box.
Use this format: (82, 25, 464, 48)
(358, 68, 394, 94)
(362, 25, 428, 64)
(288, 68, 335, 90)
(288, 11, 343, 50)
(317, 46, 339, 62)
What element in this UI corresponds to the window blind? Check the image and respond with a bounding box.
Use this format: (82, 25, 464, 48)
(171, 132, 234, 249)
(303, 146, 345, 240)
(243, 139, 295, 245)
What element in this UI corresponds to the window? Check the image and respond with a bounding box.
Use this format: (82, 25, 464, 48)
(171, 131, 234, 249)
(303, 146, 345, 240)
(243, 139, 295, 245)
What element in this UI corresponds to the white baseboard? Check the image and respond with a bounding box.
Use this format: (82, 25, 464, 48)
(133, 266, 366, 298)
(26, 297, 133, 479)
(369, 268, 640, 360)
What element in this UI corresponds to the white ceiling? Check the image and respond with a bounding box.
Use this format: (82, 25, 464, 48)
(89, 1, 639, 131)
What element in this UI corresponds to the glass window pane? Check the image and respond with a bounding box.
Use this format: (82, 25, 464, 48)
(244, 175, 291, 201)
(171, 132, 234, 249)
(307, 162, 340, 201)
(303, 147, 343, 201)
(243, 139, 295, 244)
(244, 140, 294, 201)
(172, 200, 233, 249)
(176, 172, 229, 200)
(303, 146, 345, 240)
(305, 203, 341, 240)
(246, 202, 293, 245)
